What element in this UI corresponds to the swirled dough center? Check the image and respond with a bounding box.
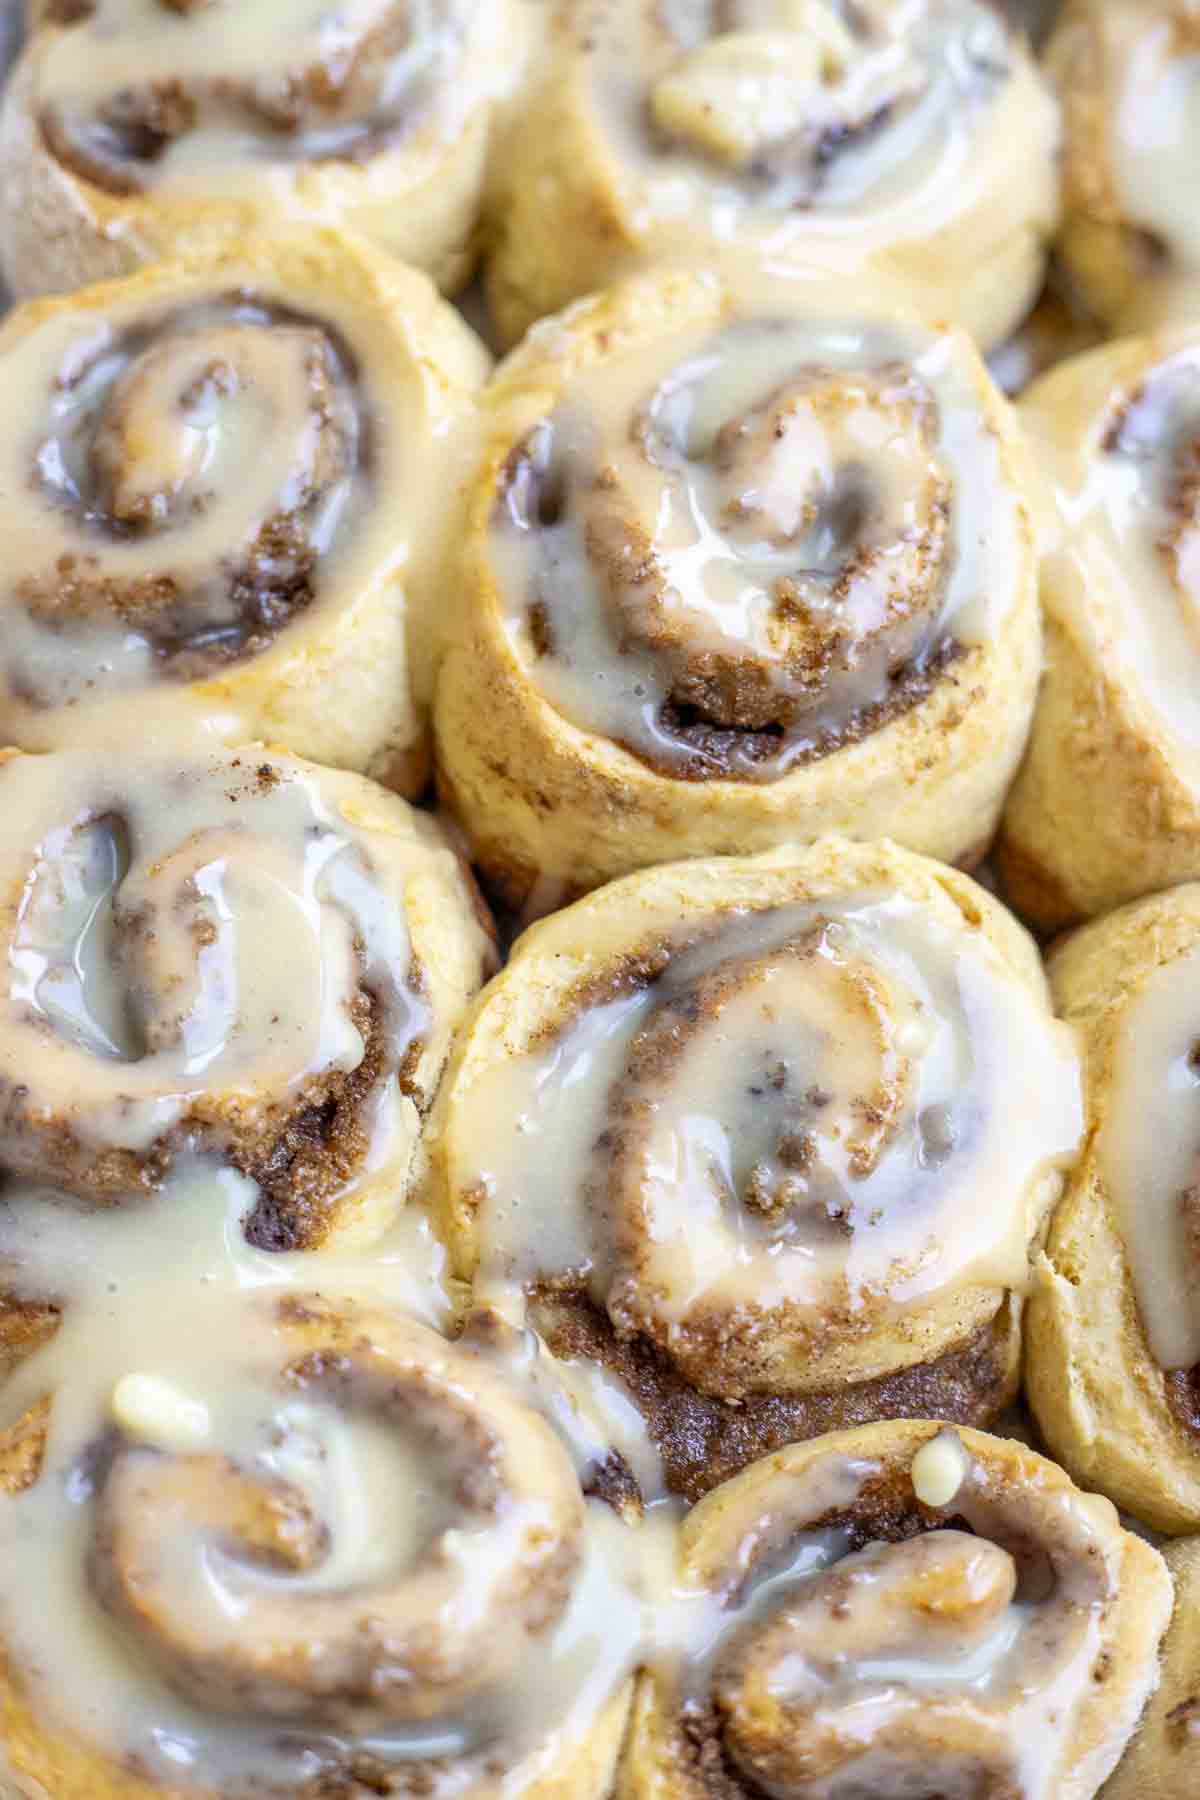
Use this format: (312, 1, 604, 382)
(0, 1166, 647, 1791)
(3, 294, 371, 704)
(493, 316, 1017, 779)
(456, 893, 1080, 1380)
(595, 0, 1017, 226)
(35, 0, 480, 191)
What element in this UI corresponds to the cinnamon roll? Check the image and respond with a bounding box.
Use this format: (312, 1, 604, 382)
(423, 838, 1083, 1500)
(0, 745, 494, 1249)
(998, 327, 1200, 929)
(619, 1421, 1172, 1800)
(435, 269, 1042, 913)
(483, 0, 1060, 350)
(0, 0, 533, 300)
(0, 231, 488, 791)
(1047, 0, 1200, 334)
(1105, 1536, 1200, 1800)
(0, 1164, 636, 1798)
(1024, 883, 1200, 1535)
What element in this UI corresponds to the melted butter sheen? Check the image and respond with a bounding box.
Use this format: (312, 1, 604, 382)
(460, 893, 1081, 1342)
(492, 314, 1022, 780)
(36, 0, 482, 191)
(1098, 942, 1200, 1373)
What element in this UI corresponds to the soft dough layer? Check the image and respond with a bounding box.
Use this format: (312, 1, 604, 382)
(1104, 1536, 1200, 1800)
(435, 267, 1042, 914)
(0, 1173, 635, 1799)
(1047, 0, 1200, 334)
(0, 744, 495, 1248)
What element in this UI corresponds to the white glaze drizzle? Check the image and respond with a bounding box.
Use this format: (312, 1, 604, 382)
(455, 893, 1081, 1344)
(492, 311, 1023, 780)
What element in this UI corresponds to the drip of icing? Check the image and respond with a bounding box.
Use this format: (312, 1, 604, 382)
(1023, 343, 1200, 782)
(1113, 6, 1200, 276)
(0, 1167, 1133, 1796)
(0, 1163, 649, 1794)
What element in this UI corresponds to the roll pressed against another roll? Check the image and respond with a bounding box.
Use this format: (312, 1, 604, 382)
(999, 327, 1200, 928)
(435, 268, 1043, 915)
(0, 1165, 637, 1800)
(1, 0, 535, 300)
(1104, 1536, 1200, 1800)
(484, 0, 1060, 350)
(1025, 884, 1200, 1535)
(618, 1421, 1172, 1800)
(0, 745, 494, 1250)
(1046, 0, 1200, 334)
(0, 230, 489, 793)
(423, 838, 1083, 1500)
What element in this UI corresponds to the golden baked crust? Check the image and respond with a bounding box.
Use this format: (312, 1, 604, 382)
(0, 1, 534, 299)
(618, 1421, 1173, 1800)
(1104, 1537, 1200, 1800)
(1047, 0, 1200, 333)
(998, 328, 1200, 929)
(1026, 884, 1200, 1534)
(484, 0, 1059, 349)
(423, 837, 1080, 1492)
(0, 229, 489, 794)
(435, 267, 1042, 913)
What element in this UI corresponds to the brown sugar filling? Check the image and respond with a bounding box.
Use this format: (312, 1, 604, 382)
(0, 977, 427, 1252)
(529, 1283, 1015, 1503)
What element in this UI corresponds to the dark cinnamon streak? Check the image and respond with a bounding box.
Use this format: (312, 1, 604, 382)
(530, 1284, 1015, 1503)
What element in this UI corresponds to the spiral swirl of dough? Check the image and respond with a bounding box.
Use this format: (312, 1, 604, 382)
(1, 0, 531, 296)
(0, 1170, 636, 1798)
(0, 745, 493, 1247)
(1025, 884, 1200, 1535)
(436, 269, 1040, 910)
(1048, 0, 1200, 332)
(0, 234, 489, 789)
(999, 326, 1200, 927)
(426, 840, 1080, 1495)
(621, 1421, 1172, 1800)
